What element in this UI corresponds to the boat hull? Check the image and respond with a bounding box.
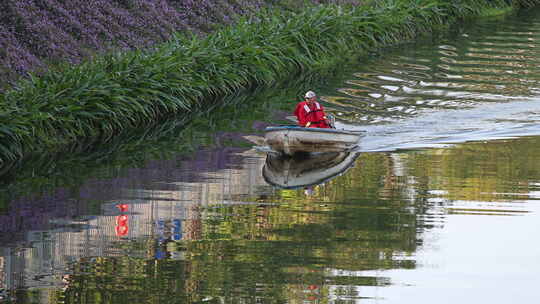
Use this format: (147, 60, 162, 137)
(265, 126, 363, 155)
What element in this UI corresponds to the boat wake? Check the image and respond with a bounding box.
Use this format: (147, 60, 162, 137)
(346, 98, 540, 152)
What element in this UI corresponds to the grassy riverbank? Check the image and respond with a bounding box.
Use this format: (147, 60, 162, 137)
(0, 0, 538, 167)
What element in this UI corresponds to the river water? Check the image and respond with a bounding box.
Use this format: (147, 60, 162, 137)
(2, 8, 540, 304)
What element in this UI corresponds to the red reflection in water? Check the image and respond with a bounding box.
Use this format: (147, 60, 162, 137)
(116, 204, 129, 212)
(115, 204, 129, 236)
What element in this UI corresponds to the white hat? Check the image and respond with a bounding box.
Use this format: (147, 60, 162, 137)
(304, 91, 316, 98)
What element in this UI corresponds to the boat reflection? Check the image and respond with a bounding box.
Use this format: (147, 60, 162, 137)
(262, 151, 360, 189)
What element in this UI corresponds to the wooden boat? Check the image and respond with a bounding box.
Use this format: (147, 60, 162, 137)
(264, 126, 364, 155)
(262, 151, 360, 189)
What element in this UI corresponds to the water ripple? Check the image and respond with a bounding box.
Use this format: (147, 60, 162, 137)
(323, 20, 540, 125)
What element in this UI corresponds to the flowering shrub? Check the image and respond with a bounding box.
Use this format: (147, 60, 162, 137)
(0, 0, 271, 83)
(0, 24, 42, 75)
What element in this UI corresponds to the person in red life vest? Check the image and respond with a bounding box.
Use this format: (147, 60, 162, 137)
(294, 90, 331, 128)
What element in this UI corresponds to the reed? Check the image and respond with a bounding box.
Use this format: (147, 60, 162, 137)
(0, 0, 537, 167)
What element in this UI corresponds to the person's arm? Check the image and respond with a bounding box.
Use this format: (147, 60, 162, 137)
(300, 109, 311, 127)
(296, 102, 309, 127)
(294, 103, 304, 126)
(299, 109, 309, 127)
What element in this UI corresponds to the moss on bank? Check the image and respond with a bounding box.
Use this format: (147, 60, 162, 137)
(0, 0, 538, 167)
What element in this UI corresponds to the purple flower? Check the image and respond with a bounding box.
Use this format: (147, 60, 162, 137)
(0, 0, 361, 83)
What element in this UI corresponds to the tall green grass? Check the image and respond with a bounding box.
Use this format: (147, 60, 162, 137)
(0, 0, 536, 167)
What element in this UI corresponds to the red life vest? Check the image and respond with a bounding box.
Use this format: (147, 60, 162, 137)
(294, 101, 330, 128)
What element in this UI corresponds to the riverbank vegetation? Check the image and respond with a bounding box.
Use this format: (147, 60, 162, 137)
(0, 0, 539, 168)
